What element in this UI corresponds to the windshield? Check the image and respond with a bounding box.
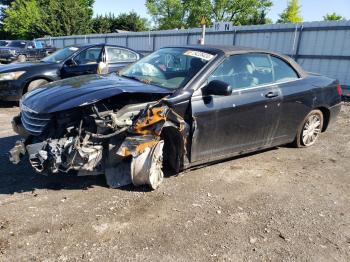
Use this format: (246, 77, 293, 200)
(8, 41, 26, 48)
(120, 48, 214, 89)
(41, 46, 79, 63)
(0, 41, 9, 47)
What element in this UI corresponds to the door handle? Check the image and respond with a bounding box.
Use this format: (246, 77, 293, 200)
(265, 91, 279, 98)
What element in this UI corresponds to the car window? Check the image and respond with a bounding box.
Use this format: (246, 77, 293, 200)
(120, 48, 213, 89)
(74, 46, 103, 65)
(0, 41, 8, 46)
(27, 42, 35, 49)
(8, 41, 26, 48)
(34, 41, 43, 49)
(208, 53, 274, 89)
(106, 46, 138, 63)
(270, 56, 299, 83)
(42, 46, 79, 63)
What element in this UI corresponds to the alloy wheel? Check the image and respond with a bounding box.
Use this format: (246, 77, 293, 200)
(302, 113, 322, 146)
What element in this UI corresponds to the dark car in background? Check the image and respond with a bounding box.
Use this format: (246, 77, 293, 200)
(0, 40, 10, 47)
(0, 40, 55, 63)
(0, 43, 141, 101)
(10, 45, 342, 190)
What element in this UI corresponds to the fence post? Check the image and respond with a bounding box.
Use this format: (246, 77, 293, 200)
(233, 29, 237, 46)
(294, 25, 304, 61)
(125, 35, 129, 48)
(186, 32, 190, 45)
(152, 34, 156, 51)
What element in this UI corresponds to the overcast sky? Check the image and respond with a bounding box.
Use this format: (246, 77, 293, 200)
(94, 0, 350, 22)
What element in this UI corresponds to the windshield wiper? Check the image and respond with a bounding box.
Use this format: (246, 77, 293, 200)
(120, 74, 152, 84)
(120, 74, 140, 81)
(120, 74, 168, 88)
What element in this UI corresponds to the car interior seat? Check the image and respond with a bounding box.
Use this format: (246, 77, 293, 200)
(231, 56, 259, 88)
(181, 58, 206, 86)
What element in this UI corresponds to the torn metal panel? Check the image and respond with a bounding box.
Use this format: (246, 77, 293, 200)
(117, 135, 159, 157)
(10, 98, 189, 190)
(9, 140, 26, 164)
(114, 102, 188, 163)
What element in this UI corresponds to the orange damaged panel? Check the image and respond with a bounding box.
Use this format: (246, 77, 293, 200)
(119, 140, 158, 157)
(117, 136, 159, 157)
(131, 107, 167, 136)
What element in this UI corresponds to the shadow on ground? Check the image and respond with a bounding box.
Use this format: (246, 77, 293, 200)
(0, 134, 285, 195)
(0, 101, 18, 108)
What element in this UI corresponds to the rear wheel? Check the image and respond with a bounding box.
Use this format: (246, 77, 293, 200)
(17, 55, 26, 63)
(27, 79, 49, 93)
(294, 109, 324, 148)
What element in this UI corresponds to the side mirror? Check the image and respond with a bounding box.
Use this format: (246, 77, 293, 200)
(202, 80, 232, 96)
(65, 58, 77, 67)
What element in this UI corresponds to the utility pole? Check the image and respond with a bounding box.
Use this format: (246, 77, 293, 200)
(199, 16, 206, 45)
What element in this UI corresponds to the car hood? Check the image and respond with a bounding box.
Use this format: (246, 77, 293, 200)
(22, 74, 173, 114)
(0, 47, 20, 50)
(0, 62, 53, 72)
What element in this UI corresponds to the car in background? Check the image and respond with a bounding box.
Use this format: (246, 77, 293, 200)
(9, 45, 342, 190)
(0, 40, 56, 63)
(0, 44, 142, 101)
(0, 40, 10, 47)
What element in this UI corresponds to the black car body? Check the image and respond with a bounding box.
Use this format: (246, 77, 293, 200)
(0, 44, 141, 101)
(0, 40, 55, 63)
(10, 45, 342, 189)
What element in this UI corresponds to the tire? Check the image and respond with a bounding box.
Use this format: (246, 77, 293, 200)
(293, 109, 324, 148)
(17, 55, 26, 63)
(27, 79, 49, 93)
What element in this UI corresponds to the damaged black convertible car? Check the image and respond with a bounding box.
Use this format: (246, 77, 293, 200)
(9, 45, 342, 189)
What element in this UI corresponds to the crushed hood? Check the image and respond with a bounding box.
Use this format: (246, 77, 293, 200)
(22, 74, 172, 114)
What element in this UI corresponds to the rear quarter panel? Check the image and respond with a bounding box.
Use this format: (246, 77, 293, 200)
(307, 74, 342, 108)
(276, 74, 341, 144)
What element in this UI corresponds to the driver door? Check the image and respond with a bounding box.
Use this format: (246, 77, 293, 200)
(61, 46, 103, 78)
(190, 53, 282, 163)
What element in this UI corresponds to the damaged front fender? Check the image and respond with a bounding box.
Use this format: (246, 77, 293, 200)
(10, 99, 189, 190)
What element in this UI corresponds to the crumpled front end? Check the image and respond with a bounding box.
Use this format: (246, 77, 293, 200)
(10, 99, 188, 190)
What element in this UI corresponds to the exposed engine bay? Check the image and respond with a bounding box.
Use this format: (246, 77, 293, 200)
(10, 95, 189, 190)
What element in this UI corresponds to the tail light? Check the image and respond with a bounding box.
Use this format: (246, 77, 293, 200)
(336, 84, 343, 96)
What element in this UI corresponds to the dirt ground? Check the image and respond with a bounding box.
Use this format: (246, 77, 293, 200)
(0, 102, 349, 262)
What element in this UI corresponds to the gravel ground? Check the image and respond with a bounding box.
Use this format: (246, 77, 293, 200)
(0, 102, 349, 261)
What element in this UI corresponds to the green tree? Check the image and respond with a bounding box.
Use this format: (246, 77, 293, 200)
(113, 11, 149, 32)
(146, 0, 273, 30)
(146, 0, 186, 30)
(36, 0, 94, 36)
(323, 12, 344, 21)
(277, 0, 303, 23)
(3, 0, 94, 38)
(92, 13, 115, 34)
(235, 0, 273, 25)
(92, 11, 149, 33)
(3, 0, 41, 39)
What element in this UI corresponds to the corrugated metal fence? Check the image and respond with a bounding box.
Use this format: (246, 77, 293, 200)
(38, 20, 350, 86)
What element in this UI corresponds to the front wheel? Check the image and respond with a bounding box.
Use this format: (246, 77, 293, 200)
(27, 79, 49, 93)
(294, 109, 324, 148)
